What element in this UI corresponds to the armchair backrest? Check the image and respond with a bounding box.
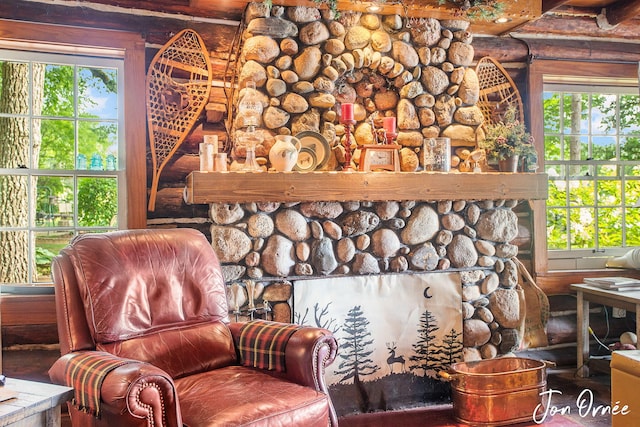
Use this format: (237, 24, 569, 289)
(52, 228, 236, 377)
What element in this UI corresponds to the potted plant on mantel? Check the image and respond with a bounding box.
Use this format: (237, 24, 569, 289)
(478, 107, 537, 172)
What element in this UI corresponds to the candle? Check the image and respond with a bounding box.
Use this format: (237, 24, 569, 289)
(341, 103, 354, 121)
(213, 153, 228, 172)
(383, 116, 396, 134)
(204, 134, 218, 153)
(199, 142, 214, 172)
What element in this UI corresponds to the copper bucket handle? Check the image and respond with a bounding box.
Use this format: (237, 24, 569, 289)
(438, 371, 459, 382)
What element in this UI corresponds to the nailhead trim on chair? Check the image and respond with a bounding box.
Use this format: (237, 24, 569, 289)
(131, 381, 165, 427)
(314, 340, 338, 427)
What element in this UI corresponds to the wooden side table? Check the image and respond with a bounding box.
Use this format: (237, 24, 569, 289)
(571, 283, 640, 378)
(0, 378, 73, 426)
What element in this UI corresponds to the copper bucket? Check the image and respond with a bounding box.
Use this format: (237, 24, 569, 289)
(439, 357, 550, 426)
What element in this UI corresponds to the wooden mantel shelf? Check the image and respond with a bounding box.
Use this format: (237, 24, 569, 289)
(184, 171, 548, 204)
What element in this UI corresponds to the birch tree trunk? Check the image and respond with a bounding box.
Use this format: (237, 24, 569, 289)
(569, 93, 582, 176)
(0, 61, 45, 284)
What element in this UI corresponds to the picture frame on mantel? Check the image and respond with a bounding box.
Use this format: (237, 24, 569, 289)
(359, 144, 401, 172)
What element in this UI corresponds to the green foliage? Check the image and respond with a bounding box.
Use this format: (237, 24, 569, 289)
(43, 65, 75, 117)
(40, 64, 118, 170)
(262, 0, 339, 16)
(35, 246, 57, 278)
(544, 90, 640, 252)
(480, 106, 535, 161)
(77, 178, 118, 227)
(313, 0, 338, 16)
(438, 0, 506, 20)
(35, 64, 119, 226)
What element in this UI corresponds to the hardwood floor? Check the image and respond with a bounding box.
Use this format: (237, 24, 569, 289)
(3, 348, 613, 427)
(338, 368, 612, 427)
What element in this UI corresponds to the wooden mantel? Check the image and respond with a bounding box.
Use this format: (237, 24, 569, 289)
(184, 171, 548, 204)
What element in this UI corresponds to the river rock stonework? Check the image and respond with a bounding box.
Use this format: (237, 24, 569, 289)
(222, 2, 522, 365)
(232, 3, 482, 171)
(214, 198, 523, 361)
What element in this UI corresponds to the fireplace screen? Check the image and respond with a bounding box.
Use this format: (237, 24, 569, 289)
(293, 273, 463, 415)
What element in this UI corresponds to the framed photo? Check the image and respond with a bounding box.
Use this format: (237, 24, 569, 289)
(359, 144, 401, 172)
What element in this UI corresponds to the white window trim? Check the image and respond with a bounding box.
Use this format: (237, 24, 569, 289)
(542, 81, 640, 270)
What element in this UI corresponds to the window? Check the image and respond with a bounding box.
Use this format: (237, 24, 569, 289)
(0, 20, 147, 291)
(542, 79, 640, 270)
(0, 50, 124, 286)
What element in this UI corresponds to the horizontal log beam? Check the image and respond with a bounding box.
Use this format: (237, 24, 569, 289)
(0, 0, 238, 50)
(474, 34, 640, 65)
(520, 37, 640, 62)
(473, 36, 530, 63)
(519, 13, 640, 41)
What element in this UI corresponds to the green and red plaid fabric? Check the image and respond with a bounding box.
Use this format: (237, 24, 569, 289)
(63, 351, 136, 418)
(238, 320, 303, 372)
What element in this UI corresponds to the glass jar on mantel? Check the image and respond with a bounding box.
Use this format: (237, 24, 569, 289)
(423, 137, 451, 172)
(234, 79, 264, 172)
(235, 124, 263, 172)
(236, 80, 262, 128)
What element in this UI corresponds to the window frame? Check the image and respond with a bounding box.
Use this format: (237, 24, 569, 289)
(543, 84, 640, 268)
(527, 59, 640, 275)
(0, 19, 147, 289)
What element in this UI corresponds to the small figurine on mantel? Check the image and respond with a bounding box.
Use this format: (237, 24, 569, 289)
(367, 112, 397, 145)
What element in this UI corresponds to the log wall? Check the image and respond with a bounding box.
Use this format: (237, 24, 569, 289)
(2, 1, 640, 383)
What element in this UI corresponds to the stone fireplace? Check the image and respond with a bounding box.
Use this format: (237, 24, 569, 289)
(182, 1, 548, 414)
(185, 169, 547, 412)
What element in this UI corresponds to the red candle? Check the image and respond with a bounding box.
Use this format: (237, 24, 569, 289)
(383, 116, 396, 133)
(341, 103, 354, 121)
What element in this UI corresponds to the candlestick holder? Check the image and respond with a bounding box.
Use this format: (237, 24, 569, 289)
(341, 118, 356, 171)
(384, 131, 398, 145)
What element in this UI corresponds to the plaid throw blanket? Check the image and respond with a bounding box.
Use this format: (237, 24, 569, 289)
(238, 320, 303, 372)
(63, 351, 136, 417)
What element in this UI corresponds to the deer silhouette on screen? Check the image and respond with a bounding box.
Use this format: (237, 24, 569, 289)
(386, 342, 406, 374)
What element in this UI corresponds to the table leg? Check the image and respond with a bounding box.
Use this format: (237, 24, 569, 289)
(576, 290, 590, 378)
(45, 406, 62, 427)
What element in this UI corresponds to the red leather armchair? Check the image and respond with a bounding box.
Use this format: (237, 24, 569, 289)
(48, 228, 338, 427)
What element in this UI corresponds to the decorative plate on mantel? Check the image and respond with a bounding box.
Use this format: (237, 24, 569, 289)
(294, 131, 330, 171)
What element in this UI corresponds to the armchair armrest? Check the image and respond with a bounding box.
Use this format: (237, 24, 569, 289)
(49, 351, 182, 427)
(228, 321, 337, 390)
